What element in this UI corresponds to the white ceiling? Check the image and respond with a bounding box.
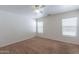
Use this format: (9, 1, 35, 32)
(0, 5, 79, 18)
(45, 5, 79, 14)
(0, 5, 33, 16)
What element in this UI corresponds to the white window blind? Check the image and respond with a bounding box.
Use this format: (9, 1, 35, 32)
(62, 17, 77, 37)
(33, 20, 36, 32)
(37, 21, 43, 33)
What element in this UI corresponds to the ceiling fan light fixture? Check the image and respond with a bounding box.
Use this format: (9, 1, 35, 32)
(32, 5, 46, 15)
(35, 9, 40, 14)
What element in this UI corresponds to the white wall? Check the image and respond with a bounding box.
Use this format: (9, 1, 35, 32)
(0, 10, 35, 47)
(37, 10, 79, 45)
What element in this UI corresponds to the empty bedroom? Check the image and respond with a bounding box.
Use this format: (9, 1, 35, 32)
(0, 5, 79, 54)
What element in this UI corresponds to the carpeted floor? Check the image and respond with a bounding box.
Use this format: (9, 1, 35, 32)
(0, 36, 79, 54)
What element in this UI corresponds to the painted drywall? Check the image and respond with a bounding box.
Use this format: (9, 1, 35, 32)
(37, 10, 79, 45)
(0, 10, 35, 47)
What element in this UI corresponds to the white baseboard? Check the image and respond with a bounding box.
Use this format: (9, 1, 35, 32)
(0, 35, 35, 47)
(37, 35, 79, 45)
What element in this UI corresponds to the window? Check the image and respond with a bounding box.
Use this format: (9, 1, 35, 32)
(62, 17, 77, 37)
(37, 21, 43, 33)
(32, 20, 36, 32)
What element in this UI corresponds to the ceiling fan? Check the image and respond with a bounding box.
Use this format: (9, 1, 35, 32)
(32, 5, 45, 10)
(32, 5, 46, 14)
